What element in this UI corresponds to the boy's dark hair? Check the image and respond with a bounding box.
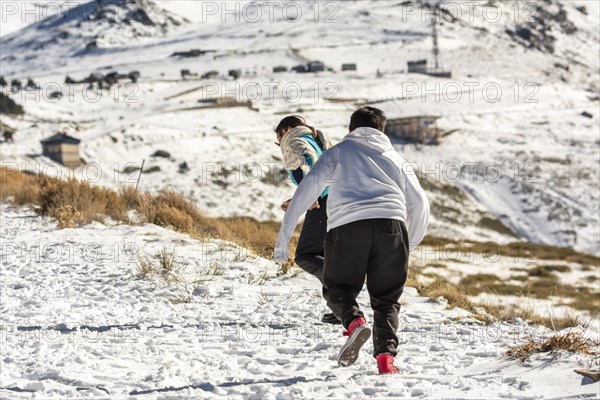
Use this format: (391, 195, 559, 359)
(275, 115, 306, 134)
(349, 107, 387, 132)
(275, 115, 320, 143)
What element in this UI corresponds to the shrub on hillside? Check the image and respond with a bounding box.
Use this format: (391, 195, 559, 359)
(0, 93, 24, 115)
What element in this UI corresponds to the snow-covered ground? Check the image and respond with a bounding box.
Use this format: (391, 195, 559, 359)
(1, 204, 599, 399)
(1, 2, 599, 396)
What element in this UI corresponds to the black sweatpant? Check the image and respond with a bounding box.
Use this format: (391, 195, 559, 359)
(323, 218, 409, 356)
(294, 196, 328, 282)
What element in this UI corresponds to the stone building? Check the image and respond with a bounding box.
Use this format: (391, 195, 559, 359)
(40, 133, 81, 167)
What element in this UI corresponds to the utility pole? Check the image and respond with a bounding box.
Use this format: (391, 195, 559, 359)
(431, 17, 440, 72)
(135, 159, 145, 191)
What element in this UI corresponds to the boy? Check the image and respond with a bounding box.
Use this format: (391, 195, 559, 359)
(274, 115, 339, 324)
(274, 106, 430, 374)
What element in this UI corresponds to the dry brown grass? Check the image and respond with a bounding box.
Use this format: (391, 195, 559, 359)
(0, 167, 282, 258)
(408, 272, 583, 330)
(52, 205, 83, 228)
(415, 277, 477, 314)
(119, 185, 141, 209)
(156, 247, 178, 274)
(211, 217, 279, 258)
(136, 253, 157, 277)
(40, 177, 128, 224)
(137, 191, 197, 233)
(1, 168, 128, 226)
(481, 303, 582, 330)
(277, 260, 296, 276)
(457, 272, 600, 317)
(506, 331, 600, 363)
(136, 248, 192, 304)
(0, 167, 42, 204)
(405, 274, 421, 289)
(421, 236, 600, 266)
(167, 288, 192, 304)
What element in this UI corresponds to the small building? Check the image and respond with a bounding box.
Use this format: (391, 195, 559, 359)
(291, 65, 307, 73)
(170, 49, 210, 58)
(307, 60, 325, 72)
(384, 116, 443, 144)
(181, 69, 198, 79)
(198, 97, 252, 109)
(407, 59, 452, 78)
(407, 59, 428, 74)
(273, 66, 287, 73)
(341, 63, 357, 71)
(228, 69, 241, 80)
(40, 133, 81, 167)
(201, 70, 219, 80)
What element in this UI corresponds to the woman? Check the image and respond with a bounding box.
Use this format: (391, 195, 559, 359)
(275, 115, 339, 324)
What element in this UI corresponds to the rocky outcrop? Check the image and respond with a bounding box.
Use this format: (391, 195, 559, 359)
(506, 0, 576, 54)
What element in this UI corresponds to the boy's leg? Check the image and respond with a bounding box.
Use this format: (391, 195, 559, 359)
(294, 196, 328, 282)
(366, 219, 409, 356)
(322, 219, 371, 328)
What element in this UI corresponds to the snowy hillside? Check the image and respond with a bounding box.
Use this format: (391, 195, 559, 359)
(1, 1, 599, 398)
(1, 204, 599, 399)
(1, 0, 188, 73)
(1, 0, 598, 255)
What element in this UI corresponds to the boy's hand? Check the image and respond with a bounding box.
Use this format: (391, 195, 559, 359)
(281, 199, 320, 212)
(308, 201, 320, 211)
(273, 241, 289, 263)
(280, 199, 291, 212)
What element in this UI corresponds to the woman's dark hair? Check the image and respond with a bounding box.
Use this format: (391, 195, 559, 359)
(349, 106, 387, 132)
(275, 115, 318, 139)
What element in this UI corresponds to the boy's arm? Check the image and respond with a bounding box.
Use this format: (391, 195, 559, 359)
(274, 152, 336, 262)
(402, 164, 430, 252)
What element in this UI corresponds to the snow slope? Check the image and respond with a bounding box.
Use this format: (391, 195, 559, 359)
(1, 0, 598, 254)
(1, 204, 599, 399)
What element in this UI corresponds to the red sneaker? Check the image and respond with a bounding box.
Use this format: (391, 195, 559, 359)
(376, 353, 400, 374)
(337, 317, 371, 367)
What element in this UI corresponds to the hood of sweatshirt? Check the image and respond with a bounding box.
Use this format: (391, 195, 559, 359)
(280, 126, 332, 170)
(342, 127, 394, 154)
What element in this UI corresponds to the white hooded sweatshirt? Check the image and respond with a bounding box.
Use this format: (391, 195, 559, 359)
(274, 127, 430, 261)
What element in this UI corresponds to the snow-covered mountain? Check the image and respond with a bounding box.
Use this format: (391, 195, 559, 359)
(0, 0, 599, 255)
(0, 0, 189, 73)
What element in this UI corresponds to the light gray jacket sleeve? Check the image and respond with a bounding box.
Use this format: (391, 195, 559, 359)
(274, 151, 336, 262)
(401, 164, 430, 252)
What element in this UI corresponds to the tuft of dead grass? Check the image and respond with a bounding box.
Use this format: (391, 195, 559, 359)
(277, 260, 295, 276)
(52, 205, 83, 228)
(136, 248, 192, 304)
(416, 277, 477, 313)
(246, 270, 269, 286)
(136, 253, 157, 277)
(481, 303, 582, 330)
(506, 331, 600, 363)
(156, 247, 178, 274)
(135, 247, 182, 283)
(167, 284, 193, 304)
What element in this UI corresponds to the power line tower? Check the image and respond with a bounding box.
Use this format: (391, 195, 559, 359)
(406, 3, 452, 78)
